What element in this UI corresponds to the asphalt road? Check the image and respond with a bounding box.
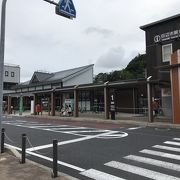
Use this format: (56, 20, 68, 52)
(2, 116, 180, 180)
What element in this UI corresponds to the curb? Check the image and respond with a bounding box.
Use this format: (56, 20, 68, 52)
(21, 114, 180, 129)
(4, 146, 79, 180)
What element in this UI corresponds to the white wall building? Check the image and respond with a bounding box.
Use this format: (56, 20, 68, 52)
(3, 64, 20, 94)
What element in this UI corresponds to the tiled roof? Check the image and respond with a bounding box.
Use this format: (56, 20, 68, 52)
(32, 72, 53, 82)
(140, 14, 180, 30)
(18, 64, 94, 87)
(47, 64, 93, 82)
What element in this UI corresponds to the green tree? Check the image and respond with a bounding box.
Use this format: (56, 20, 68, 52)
(125, 54, 146, 78)
(94, 54, 147, 83)
(94, 72, 108, 83)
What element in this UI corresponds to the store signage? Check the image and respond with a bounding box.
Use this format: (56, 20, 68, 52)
(154, 29, 180, 43)
(110, 94, 115, 112)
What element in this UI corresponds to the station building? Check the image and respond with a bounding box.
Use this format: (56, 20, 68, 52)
(140, 14, 180, 123)
(3, 64, 148, 120)
(4, 14, 180, 124)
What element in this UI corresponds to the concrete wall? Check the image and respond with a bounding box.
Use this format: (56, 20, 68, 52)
(4, 65, 20, 83)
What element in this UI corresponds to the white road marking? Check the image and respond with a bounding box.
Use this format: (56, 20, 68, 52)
(105, 161, 180, 180)
(80, 169, 126, 180)
(28, 151, 85, 172)
(5, 143, 85, 172)
(124, 155, 180, 171)
(140, 149, 180, 160)
(4, 122, 24, 125)
(4, 120, 128, 139)
(164, 141, 180, 146)
(153, 145, 180, 152)
(97, 132, 128, 139)
(127, 127, 143, 130)
(63, 131, 128, 139)
(173, 138, 180, 141)
(30, 125, 68, 128)
(5, 143, 22, 151)
(20, 124, 53, 127)
(26, 131, 121, 152)
(65, 130, 109, 133)
(45, 127, 88, 130)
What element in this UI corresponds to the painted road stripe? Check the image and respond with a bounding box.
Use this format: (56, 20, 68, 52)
(173, 138, 180, 141)
(127, 127, 143, 130)
(105, 161, 180, 180)
(30, 125, 68, 128)
(80, 169, 126, 180)
(5, 143, 85, 172)
(27, 131, 119, 151)
(5, 143, 22, 151)
(65, 130, 109, 133)
(140, 149, 180, 160)
(20, 124, 53, 126)
(164, 141, 180, 146)
(27, 151, 85, 172)
(4, 122, 25, 125)
(7, 123, 51, 127)
(7, 124, 69, 131)
(153, 145, 180, 152)
(46, 127, 88, 130)
(5, 122, 103, 136)
(124, 155, 180, 171)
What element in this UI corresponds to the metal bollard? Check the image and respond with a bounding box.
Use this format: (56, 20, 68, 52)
(21, 134, 26, 164)
(1, 128, 5, 153)
(53, 139, 58, 178)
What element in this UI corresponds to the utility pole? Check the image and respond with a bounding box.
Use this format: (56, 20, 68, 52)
(0, 0, 76, 150)
(0, 0, 7, 151)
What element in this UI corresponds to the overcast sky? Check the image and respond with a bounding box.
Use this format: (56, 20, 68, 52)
(1, 0, 180, 82)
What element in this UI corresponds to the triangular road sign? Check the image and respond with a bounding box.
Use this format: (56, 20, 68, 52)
(58, 0, 76, 18)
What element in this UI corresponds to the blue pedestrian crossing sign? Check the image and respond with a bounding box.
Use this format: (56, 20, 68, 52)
(58, 0, 76, 19)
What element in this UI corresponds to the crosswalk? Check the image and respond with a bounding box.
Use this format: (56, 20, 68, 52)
(80, 138, 180, 180)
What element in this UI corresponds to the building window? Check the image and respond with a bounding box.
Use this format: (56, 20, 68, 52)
(11, 72, 15, 77)
(162, 44, 172, 62)
(5, 71, 8, 76)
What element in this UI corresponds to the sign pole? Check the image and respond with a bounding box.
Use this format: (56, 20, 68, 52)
(0, 0, 7, 150)
(0, 0, 76, 150)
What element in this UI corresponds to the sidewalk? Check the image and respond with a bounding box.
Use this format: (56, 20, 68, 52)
(7, 111, 180, 129)
(23, 114, 180, 129)
(0, 149, 78, 180)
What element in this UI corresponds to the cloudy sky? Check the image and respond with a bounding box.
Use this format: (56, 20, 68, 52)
(1, 0, 180, 82)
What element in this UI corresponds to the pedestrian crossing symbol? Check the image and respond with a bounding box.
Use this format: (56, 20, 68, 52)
(58, 0, 76, 19)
